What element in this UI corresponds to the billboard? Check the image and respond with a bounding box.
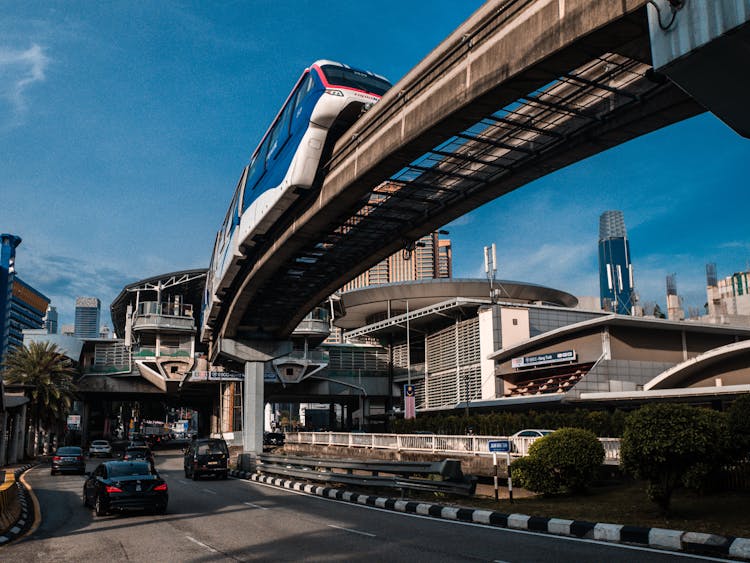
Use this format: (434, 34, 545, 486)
(511, 350, 576, 369)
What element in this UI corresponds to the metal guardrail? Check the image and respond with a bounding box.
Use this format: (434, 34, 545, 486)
(256, 454, 477, 496)
(285, 432, 621, 464)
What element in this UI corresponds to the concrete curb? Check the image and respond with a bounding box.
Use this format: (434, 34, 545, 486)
(0, 464, 36, 546)
(229, 468, 748, 559)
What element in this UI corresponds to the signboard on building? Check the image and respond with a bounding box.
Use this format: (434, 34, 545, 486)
(511, 350, 576, 369)
(67, 414, 81, 430)
(189, 371, 245, 382)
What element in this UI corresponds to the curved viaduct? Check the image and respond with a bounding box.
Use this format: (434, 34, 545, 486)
(214, 0, 704, 354)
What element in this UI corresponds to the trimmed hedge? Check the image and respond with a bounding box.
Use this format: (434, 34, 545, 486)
(391, 409, 627, 437)
(510, 428, 605, 495)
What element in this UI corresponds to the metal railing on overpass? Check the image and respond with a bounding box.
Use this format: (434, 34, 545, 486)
(285, 432, 621, 465)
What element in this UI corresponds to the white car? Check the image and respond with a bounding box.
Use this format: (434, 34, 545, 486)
(509, 429, 554, 454)
(89, 440, 112, 458)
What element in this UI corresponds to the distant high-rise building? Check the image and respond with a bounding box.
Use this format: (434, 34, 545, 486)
(341, 232, 452, 292)
(8, 277, 50, 349)
(61, 324, 75, 337)
(0, 234, 22, 363)
(706, 264, 750, 318)
(75, 297, 101, 339)
(44, 306, 58, 334)
(598, 211, 635, 315)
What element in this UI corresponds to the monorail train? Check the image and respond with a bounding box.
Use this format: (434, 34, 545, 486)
(202, 60, 391, 341)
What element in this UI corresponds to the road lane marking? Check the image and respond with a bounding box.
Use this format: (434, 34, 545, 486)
(178, 480, 188, 485)
(185, 536, 218, 553)
(327, 524, 376, 538)
(243, 502, 268, 510)
(201, 488, 217, 495)
(245, 478, 730, 561)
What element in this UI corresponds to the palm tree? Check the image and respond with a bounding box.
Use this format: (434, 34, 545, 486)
(3, 341, 78, 456)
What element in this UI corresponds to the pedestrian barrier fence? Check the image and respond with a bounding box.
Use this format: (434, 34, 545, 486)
(0, 470, 20, 533)
(285, 432, 621, 464)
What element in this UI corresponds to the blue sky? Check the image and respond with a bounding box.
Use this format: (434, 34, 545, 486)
(2, 2, 748, 328)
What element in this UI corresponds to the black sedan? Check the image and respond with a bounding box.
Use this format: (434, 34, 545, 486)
(83, 461, 167, 516)
(51, 446, 85, 475)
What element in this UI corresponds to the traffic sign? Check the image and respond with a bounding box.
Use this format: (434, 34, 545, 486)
(488, 440, 510, 452)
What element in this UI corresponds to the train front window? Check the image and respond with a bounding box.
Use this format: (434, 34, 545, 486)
(320, 65, 391, 96)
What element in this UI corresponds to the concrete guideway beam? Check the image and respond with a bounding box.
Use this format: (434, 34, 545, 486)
(648, 0, 750, 138)
(212, 338, 292, 364)
(220, 0, 704, 340)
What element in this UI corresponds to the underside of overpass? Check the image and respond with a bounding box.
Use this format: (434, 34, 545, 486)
(215, 0, 703, 347)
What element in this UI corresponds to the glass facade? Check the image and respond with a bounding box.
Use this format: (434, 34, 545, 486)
(75, 296, 101, 339)
(598, 211, 635, 315)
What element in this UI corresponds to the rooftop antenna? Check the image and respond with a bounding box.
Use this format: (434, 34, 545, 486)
(484, 243, 497, 303)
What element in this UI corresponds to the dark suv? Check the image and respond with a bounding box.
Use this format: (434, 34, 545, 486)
(183, 438, 229, 480)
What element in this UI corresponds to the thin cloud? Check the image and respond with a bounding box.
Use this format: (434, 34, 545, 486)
(0, 43, 49, 125)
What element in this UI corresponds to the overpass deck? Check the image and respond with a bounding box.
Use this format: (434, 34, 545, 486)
(217, 0, 701, 349)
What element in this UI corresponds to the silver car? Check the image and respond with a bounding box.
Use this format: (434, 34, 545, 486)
(89, 440, 113, 458)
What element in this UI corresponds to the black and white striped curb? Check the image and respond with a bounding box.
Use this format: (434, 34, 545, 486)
(0, 463, 36, 546)
(230, 468, 750, 560)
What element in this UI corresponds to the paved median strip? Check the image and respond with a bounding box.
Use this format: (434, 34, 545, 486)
(230, 468, 750, 560)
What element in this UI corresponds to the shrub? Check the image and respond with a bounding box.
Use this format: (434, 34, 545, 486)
(727, 394, 750, 460)
(620, 403, 729, 513)
(509, 427, 605, 495)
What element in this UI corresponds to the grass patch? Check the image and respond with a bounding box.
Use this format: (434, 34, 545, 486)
(449, 481, 750, 538)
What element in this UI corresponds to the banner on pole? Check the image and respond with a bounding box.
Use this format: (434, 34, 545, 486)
(404, 384, 416, 419)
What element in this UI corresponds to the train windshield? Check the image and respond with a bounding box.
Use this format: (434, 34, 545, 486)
(320, 65, 391, 96)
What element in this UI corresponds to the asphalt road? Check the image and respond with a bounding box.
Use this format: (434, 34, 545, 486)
(4, 447, 730, 562)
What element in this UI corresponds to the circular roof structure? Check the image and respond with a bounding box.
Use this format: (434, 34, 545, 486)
(334, 278, 578, 330)
(109, 269, 207, 337)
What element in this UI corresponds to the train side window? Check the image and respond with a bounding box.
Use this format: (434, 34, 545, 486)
(293, 74, 314, 120)
(267, 98, 295, 164)
(244, 139, 268, 207)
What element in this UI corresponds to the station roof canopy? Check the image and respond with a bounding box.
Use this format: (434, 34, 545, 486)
(110, 269, 207, 338)
(338, 278, 578, 340)
(489, 314, 750, 363)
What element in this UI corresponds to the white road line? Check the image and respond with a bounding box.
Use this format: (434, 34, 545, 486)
(327, 524, 376, 538)
(177, 480, 188, 485)
(244, 478, 731, 562)
(201, 488, 217, 495)
(243, 501, 268, 510)
(185, 535, 218, 553)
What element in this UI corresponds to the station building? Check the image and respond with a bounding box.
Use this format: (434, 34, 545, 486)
(335, 278, 750, 416)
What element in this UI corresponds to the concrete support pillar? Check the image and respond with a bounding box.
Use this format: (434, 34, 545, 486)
(242, 361, 264, 455)
(9, 412, 20, 463)
(81, 402, 90, 448)
(17, 404, 27, 461)
(0, 412, 7, 466)
(328, 403, 336, 430)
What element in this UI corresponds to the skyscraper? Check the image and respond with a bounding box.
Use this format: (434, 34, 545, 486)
(74, 297, 101, 339)
(0, 234, 22, 363)
(44, 306, 58, 334)
(598, 211, 635, 315)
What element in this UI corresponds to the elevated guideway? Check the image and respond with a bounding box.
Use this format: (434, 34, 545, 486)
(215, 0, 706, 351)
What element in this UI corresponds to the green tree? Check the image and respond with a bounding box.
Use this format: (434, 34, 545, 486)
(620, 403, 729, 514)
(3, 341, 78, 454)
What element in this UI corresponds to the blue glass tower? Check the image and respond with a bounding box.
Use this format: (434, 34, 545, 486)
(598, 211, 635, 315)
(1, 234, 22, 364)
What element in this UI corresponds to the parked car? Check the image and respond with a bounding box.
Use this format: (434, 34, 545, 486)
(509, 429, 554, 453)
(89, 440, 113, 458)
(83, 460, 167, 516)
(183, 438, 229, 480)
(51, 446, 86, 475)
